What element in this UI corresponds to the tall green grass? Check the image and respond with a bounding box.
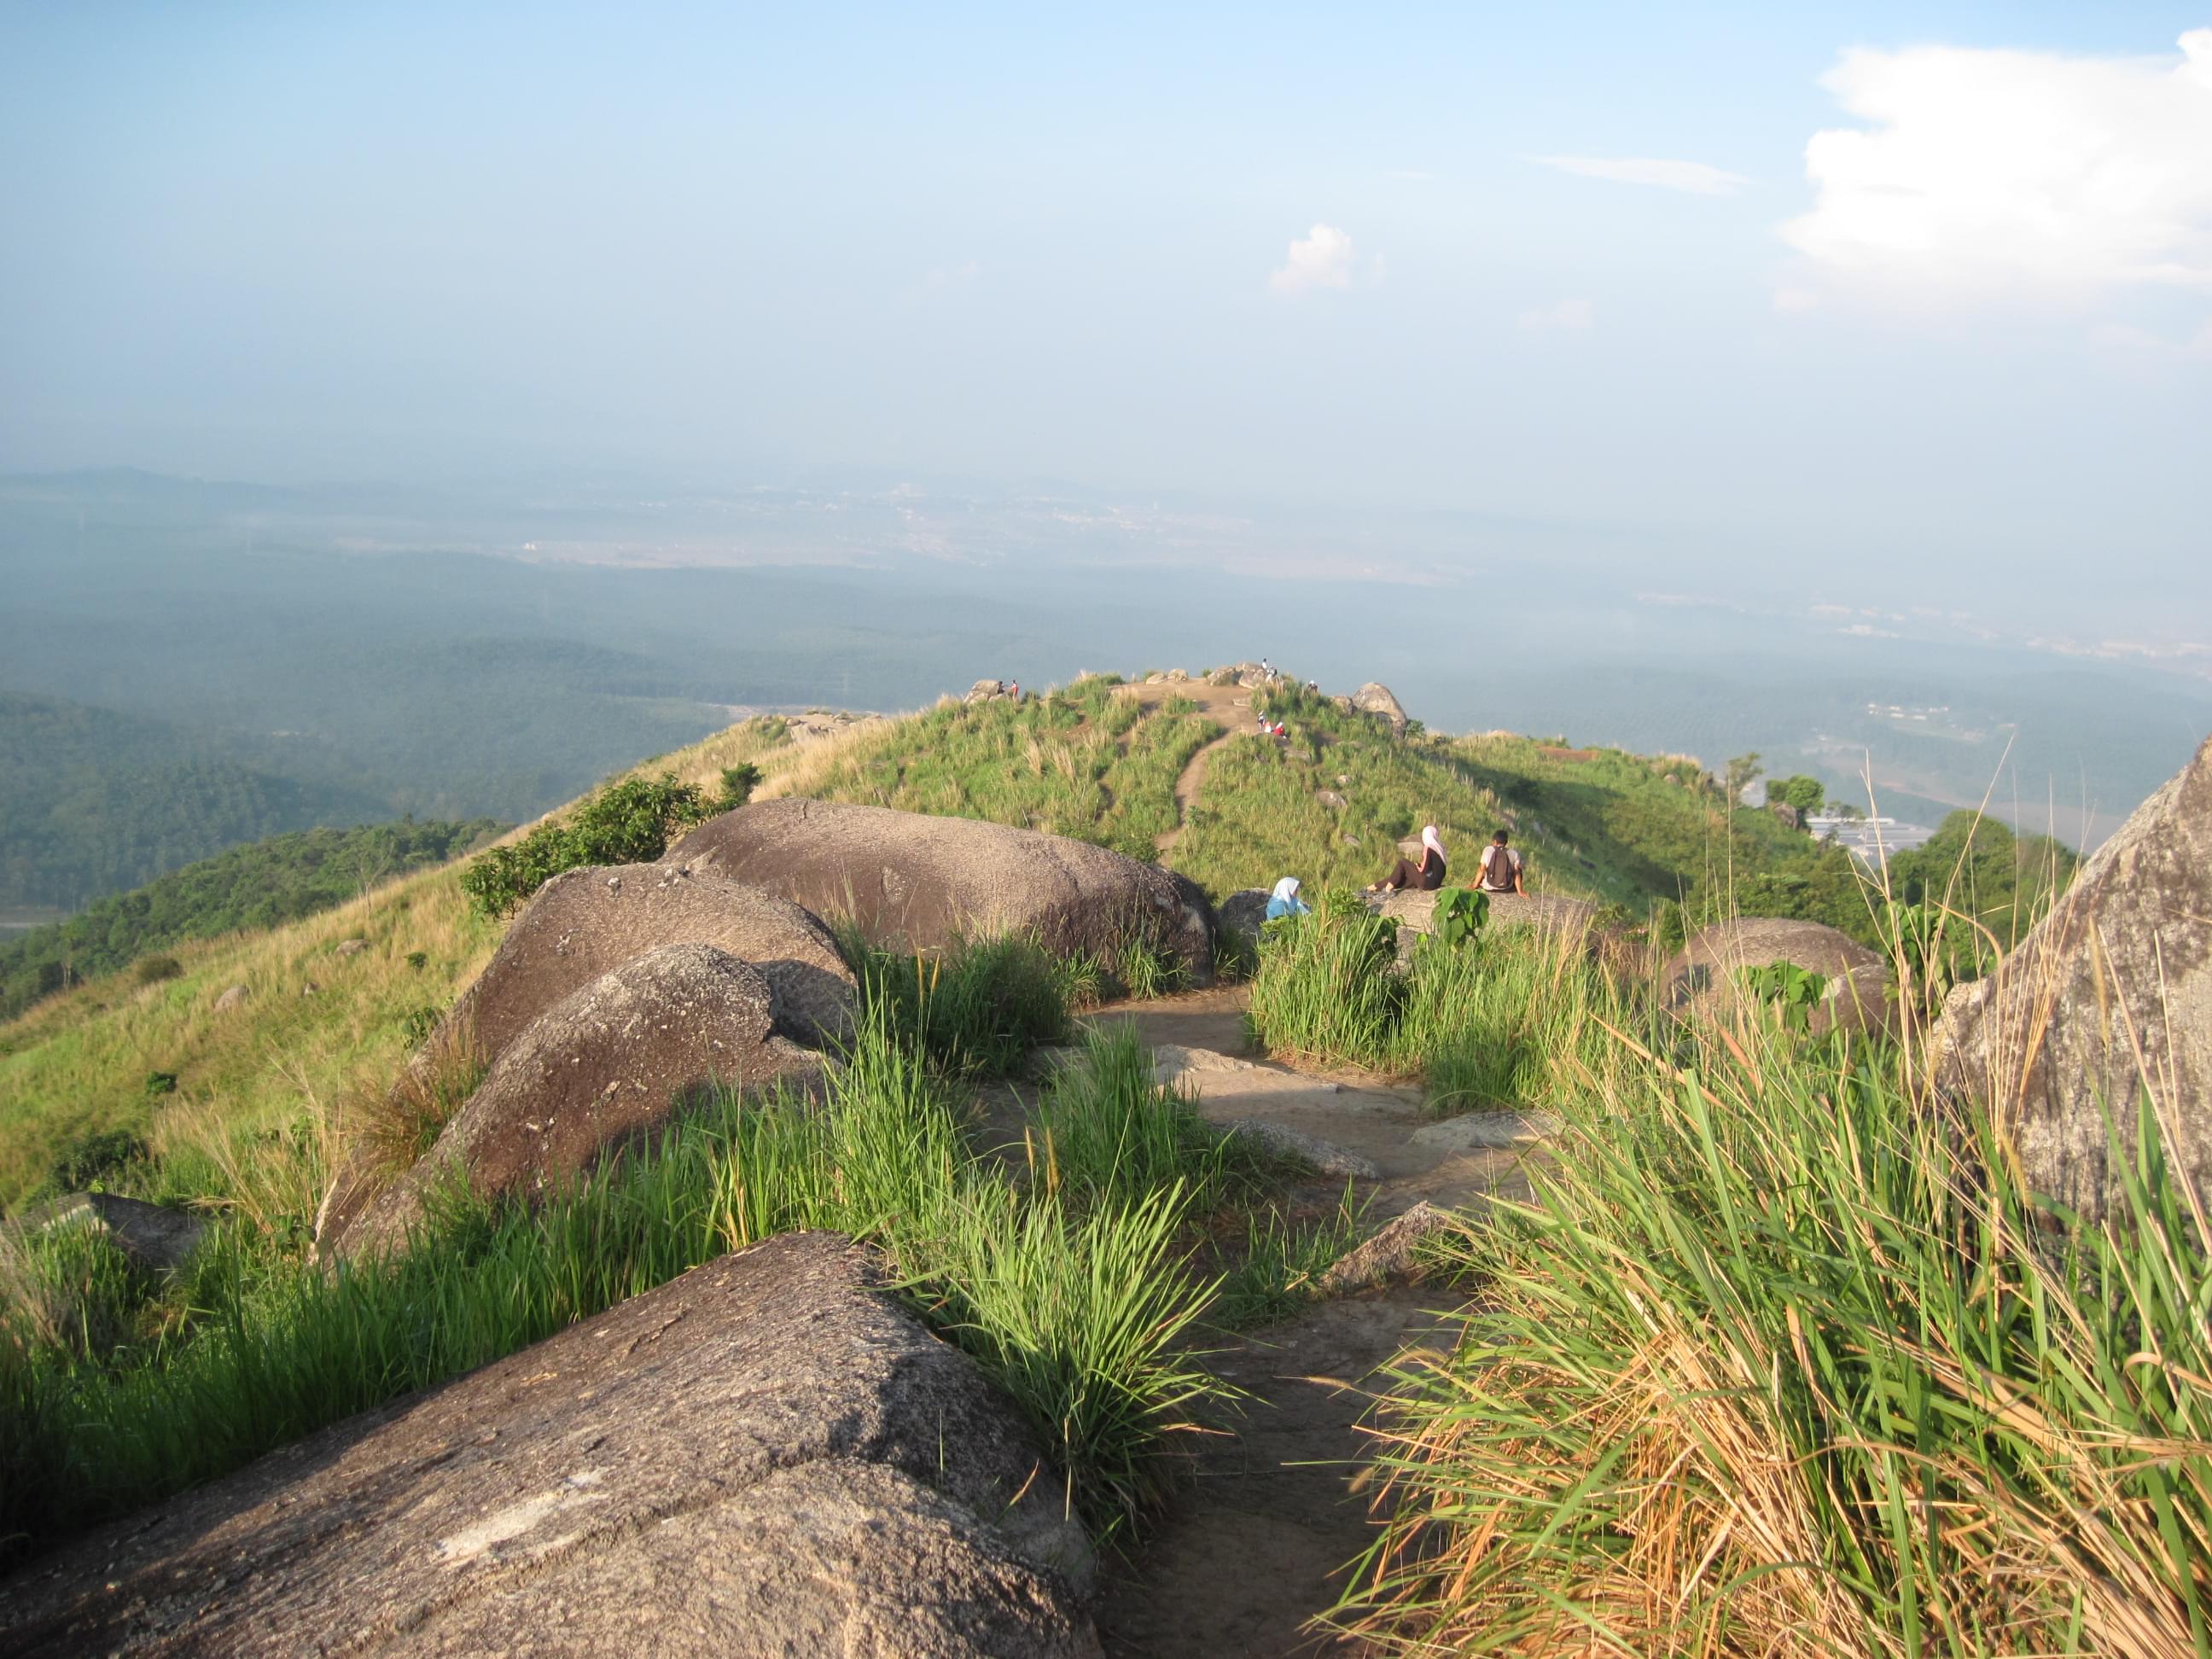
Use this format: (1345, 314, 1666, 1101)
(0, 1010, 1234, 1560)
(1246, 893, 1615, 1111)
(1336, 1014, 2212, 1656)
(841, 932, 1076, 1075)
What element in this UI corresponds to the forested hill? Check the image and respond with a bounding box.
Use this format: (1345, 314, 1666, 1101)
(0, 818, 504, 1022)
(0, 690, 395, 911)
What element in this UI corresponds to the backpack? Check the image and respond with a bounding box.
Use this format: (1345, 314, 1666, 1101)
(1481, 845, 1520, 889)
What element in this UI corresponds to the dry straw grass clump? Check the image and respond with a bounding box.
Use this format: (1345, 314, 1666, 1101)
(1335, 1002, 2212, 1658)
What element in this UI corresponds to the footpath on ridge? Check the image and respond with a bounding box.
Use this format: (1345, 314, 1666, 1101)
(1077, 985, 1540, 1657)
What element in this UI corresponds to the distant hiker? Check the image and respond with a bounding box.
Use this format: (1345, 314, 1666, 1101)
(1371, 825, 1447, 893)
(1477, 830, 1525, 895)
(1009, 680, 1019, 701)
(1265, 876, 1311, 921)
(1260, 656, 1272, 678)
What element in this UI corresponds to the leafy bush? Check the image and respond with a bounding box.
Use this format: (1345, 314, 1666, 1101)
(1429, 887, 1487, 949)
(132, 956, 183, 986)
(717, 762, 762, 808)
(44, 1130, 148, 1196)
(1732, 960, 1828, 1031)
(460, 773, 712, 918)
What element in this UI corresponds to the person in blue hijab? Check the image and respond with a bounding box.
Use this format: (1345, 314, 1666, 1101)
(1265, 876, 1311, 920)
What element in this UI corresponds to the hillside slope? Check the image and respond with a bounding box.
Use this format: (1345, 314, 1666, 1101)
(0, 670, 1871, 1213)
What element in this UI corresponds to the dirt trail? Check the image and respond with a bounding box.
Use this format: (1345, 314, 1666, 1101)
(1126, 678, 1257, 858)
(1077, 986, 1541, 1654)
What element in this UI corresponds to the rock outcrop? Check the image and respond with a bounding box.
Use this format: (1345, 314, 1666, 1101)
(443, 861, 853, 1057)
(1666, 918, 1894, 1038)
(328, 946, 824, 1259)
(1351, 682, 1408, 736)
(1319, 1202, 1455, 1293)
(1379, 888, 1601, 939)
(1215, 888, 1272, 946)
(0, 1233, 1099, 1657)
(663, 799, 1216, 985)
(6, 1192, 207, 1275)
(1936, 735, 2212, 1223)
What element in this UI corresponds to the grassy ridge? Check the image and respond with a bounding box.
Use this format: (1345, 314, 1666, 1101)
(1, 1006, 1305, 1557)
(0, 672, 1889, 1214)
(0, 818, 504, 1024)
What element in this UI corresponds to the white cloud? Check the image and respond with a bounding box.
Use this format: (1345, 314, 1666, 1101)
(1270, 224, 1376, 294)
(1518, 297, 1594, 331)
(1536, 155, 1750, 195)
(1782, 30, 2212, 309)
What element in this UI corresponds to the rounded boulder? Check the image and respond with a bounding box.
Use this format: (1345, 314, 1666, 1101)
(662, 799, 1216, 985)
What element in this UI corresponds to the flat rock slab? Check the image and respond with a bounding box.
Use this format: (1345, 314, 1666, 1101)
(0, 1232, 1098, 1658)
(1410, 1112, 1563, 1151)
(1219, 1118, 1380, 1180)
(1319, 1201, 1458, 1293)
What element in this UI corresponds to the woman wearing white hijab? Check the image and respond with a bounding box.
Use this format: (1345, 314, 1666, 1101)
(1370, 825, 1447, 893)
(1264, 876, 1311, 920)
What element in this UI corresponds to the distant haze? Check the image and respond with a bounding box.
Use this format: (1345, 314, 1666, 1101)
(1, 5, 2209, 649)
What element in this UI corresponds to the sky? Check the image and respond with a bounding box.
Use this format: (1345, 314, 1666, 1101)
(3, 3, 2209, 626)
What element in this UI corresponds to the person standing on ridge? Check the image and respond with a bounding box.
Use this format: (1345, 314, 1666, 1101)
(1477, 830, 1525, 895)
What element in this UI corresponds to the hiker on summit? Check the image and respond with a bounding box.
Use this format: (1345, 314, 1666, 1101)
(1265, 876, 1311, 920)
(1371, 825, 1447, 893)
(1477, 830, 1525, 894)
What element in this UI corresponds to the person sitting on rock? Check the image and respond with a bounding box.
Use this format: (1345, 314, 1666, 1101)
(1265, 876, 1311, 921)
(1371, 825, 1447, 893)
(1477, 830, 1525, 895)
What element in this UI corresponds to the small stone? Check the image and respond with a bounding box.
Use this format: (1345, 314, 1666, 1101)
(1219, 1119, 1379, 1179)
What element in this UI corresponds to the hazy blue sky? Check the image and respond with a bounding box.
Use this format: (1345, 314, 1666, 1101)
(3, 3, 2209, 621)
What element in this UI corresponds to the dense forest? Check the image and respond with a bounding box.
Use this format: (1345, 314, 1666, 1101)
(0, 818, 503, 1022)
(0, 691, 397, 911)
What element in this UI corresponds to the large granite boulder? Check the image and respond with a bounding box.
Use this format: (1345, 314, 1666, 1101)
(0, 1233, 1099, 1657)
(1936, 736, 2212, 1223)
(663, 799, 1216, 985)
(1666, 917, 1894, 1038)
(326, 945, 824, 1259)
(445, 861, 853, 1056)
(1351, 682, 1408, 736)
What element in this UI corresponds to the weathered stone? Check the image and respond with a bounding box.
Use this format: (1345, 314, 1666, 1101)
(1936, 736, 2212, 1223)
(444, 861, 853, 1057)
(1216, 888, 1272, 946)
(328, 946, 823, 1259)
(1219, 1118, 1379, 1179)
(0, 1234, 1099, 1657)
(1161, 667, 1190, 683)
(1767, 801, 1804, 832)
(333, 937, 370, 958)
(8, 1192, 207, 1275)
(1351, 682, 1408, 736)
(1318, 1202, 1455, 1293)
(212, 984, 248, 1012)
(1316, 789, 1348, 811)
(1411, 1111, 1562, 1151)
(1666, 917, 1895, 1039)
(964, 678, 1012, 703)
(1379, 888, 1601, 938)
(664, 799, 1216, 986)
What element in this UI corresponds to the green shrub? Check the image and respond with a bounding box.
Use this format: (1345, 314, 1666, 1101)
(143, 1071, 178, 1098)
(44, 1129, 149, 1195)
(1027, 1026, 1247, 1214)
(460, 773, 712, 917)
(717, 762, 762, 809)
(133, 956, 183, 986)
(1733, 960, 1827, 1031)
